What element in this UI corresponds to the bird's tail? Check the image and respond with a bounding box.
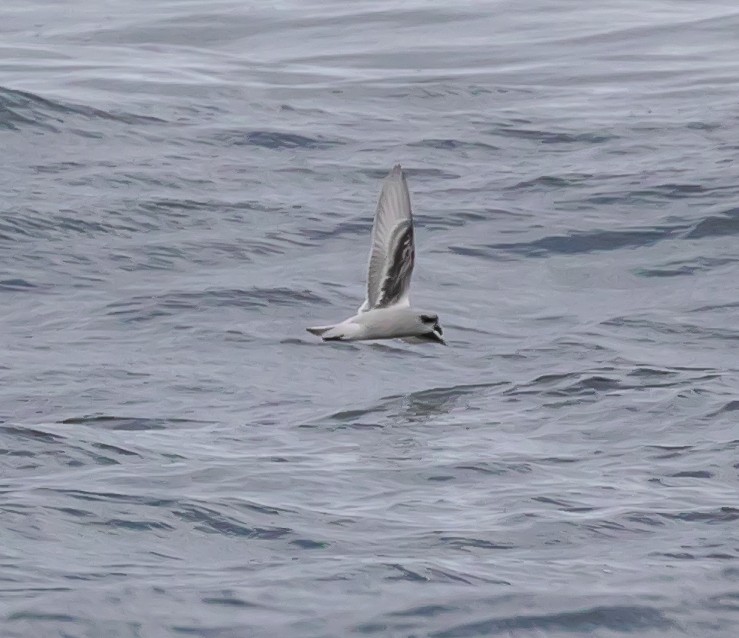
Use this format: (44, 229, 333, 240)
(306, 325, 336, 337)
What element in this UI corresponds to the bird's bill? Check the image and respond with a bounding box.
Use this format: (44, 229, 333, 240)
(429, 325, 446, 345)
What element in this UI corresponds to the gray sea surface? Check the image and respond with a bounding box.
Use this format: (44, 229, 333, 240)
(2, 1, 739, 636)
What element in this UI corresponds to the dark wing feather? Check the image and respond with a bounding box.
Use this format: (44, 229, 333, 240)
(360, 165, 415, 311)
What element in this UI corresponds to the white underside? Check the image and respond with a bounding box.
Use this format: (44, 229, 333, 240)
(309, 306, 429, 342)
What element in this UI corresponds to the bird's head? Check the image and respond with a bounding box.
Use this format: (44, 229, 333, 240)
(419, 313, 446, 345)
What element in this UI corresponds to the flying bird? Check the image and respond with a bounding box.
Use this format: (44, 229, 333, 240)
(307, 164, 445, 345)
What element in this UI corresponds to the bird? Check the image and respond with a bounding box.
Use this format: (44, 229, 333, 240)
(307, 164, 445, 345)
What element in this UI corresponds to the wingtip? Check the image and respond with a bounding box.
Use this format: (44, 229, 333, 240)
(390, 163, 403, 177)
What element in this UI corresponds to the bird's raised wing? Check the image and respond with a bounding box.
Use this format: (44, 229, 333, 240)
(358, 165, 415, 312)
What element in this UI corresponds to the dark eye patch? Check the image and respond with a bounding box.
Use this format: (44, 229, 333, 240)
(420, 314, 437, 324)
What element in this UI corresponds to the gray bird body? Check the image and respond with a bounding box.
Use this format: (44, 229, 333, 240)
(307, 165, 445, 345)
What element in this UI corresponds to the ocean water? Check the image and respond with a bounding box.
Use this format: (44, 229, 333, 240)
(2, 0, 739, 636)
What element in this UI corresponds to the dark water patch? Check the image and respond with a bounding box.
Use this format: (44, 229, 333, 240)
(169, 623, 244, 636)
(384, 563, 509, 588)
(627, 366, 680, 379)
(388, 604, 457, 618)
(1, 426, 148, 470)
(430, 604, 674, 637)
(410, 138, 499, 151)
(91, 518, 176, 532)
(60, 415, 206, 430)
(366, 342, 429, 356)
(455, 462, 532, 476)
(6, 611, 78, 623)
(210, 129, 341, 149)
(324, 407, 377, 423)
(627, 508, 739, 527)
(689, 301, 739, 314)
(114, 239, 292, 274)
(636, 256, 738, 277)
(509, 365, 699, 399)
(447, 244, 514, 262)
(290, 538, 328, 549)
(320, 382, 509, 425)
(173, 503, 292, 538)
(602, 315, 739, 341)
(91, 441, 142, 458)
(651, 183, 707, 198)
(202, 594, 260, 608)
(491, 126, 617, 145)
(711, 400, 739, 415)
(0, 86, 165, 131)
(670, 470, 713, 478)
(1, 425, 66, 444)
(646, 445, 695, 460)
(0, 208, 144, 241)
(306, 218, 372, 242)
(705, 592, 739, 611)
(52, 507, 95, 519)
(659, 508, 739, 524)
(37, 488, 177, 508)
(436, 536, 515, 551)
(563, 374, 639, 393)
(384, 382, 508, 404)
(508, 174, 593, 190)
(484, 225, 684, 259)
(228, 498, 294, 517)
(686, 207, 739, 239)
(178, 239, 257, 266)
(532, 496, 599, 515)
(105, 287, 327, 323)
(135, 197, 216, 222)
(0, 278, 39, 292)
(383, 564, 430, 583)
(31, 160, 87, 175)
(567, 184, 717, 209)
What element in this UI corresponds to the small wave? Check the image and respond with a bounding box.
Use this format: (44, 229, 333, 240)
(602, 315, 739, 341)
(634, 507, 739, 525)
(2, 423, 146, 469)
(485, 225, 681, 258)
(0, 85, 165, 132)
(508, 175, 590, 190)
(105, 287, 327, 323)
(636, 256, 737, 277)
(669, 470, 713, 478)
(89, 518, 175, 532)
(690, 301, 739, 314)
(173, 503, 292, 538)
(508, 365, 708, 399)
(429, 604, 675, 637)
(201, 593, 261, 608)
(60, 415, 206, 430)
(210, 128, 342, 149)
(453, 218, 690, 260)
(0, 207, 156, 243)
(306, 218, 372, 242)
(382, 564, 509, 586)
(0, 278, 39, 292)
(491, 126, 617, 144)
(712, 400, 739, 415)
(686, 206, 739, 239)
(410, 138, 499, 151)
(328, 382, 505, 421)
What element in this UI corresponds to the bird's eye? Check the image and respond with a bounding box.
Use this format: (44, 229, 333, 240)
(420, 314, 437, 324)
